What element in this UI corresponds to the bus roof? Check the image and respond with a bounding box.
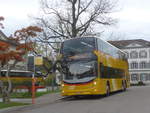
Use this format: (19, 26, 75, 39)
(96, 37, 126, 55)
(62, 36, 126, 55)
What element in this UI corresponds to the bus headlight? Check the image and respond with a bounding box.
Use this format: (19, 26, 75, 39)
(94, 81, 97, 85)
(61, 84, 64, 87)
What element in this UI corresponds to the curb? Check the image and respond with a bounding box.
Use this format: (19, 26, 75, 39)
(0, 93, 62, 113)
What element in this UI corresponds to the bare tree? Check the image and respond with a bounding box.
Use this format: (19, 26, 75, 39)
(31, 0, 118, 83)
(35, 0, 118, 40)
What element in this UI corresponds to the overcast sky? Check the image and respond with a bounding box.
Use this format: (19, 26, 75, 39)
(0, 0, 39, 35)
(1, 0, 150, 41)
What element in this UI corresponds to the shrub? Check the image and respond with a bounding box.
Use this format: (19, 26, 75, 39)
(138, 81, 146, 86)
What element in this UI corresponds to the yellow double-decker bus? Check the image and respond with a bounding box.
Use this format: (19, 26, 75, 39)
(60, 37, 130, 96)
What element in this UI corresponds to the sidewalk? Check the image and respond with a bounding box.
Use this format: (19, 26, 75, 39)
(0, 93, 62, 113)
(0, 98, 31, 103)
(34, 92, 62, 104)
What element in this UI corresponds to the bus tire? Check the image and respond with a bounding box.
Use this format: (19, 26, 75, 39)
(73, 95, 81, 99)
(122, 81, 126, 91)
(106, 84, 110, 96)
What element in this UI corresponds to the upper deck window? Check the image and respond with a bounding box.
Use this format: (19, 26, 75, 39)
(61, 37, 95, 57)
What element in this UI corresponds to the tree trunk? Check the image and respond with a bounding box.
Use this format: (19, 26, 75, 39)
(1, 61, 18, 103)
(2, 88, 10, 103)
(0, 64, 10, 103)
(71, 0, 77, 38)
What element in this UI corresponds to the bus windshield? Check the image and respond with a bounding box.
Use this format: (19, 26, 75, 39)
(62, 60, 97, 84)
(60, 37, 97, 84)
(61, 37, 96, 57)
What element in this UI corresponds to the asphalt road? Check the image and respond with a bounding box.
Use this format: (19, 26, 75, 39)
(2, 86, 150, 113)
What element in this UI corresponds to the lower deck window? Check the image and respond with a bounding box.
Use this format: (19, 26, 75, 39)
(100, 63, 124, 78)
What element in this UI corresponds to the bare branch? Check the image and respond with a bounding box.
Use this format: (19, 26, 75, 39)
(77, 0, 93, 20)
(34, 0, 118, 41)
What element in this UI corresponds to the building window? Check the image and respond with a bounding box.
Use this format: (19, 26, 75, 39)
(130, 62, 138, 69)
(140, 73, 149, 81)
(140, 61, 146, 69)
(131, 74, 138, 81)
(124, 51, 129, 58)
(130, 51, 138, 58)
(148, 74, 150, 81)
(139, 50, 147, 58)
(147, 62, 150, 68)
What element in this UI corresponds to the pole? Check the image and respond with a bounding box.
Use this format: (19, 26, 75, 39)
(51, 54, 57, 92)
(32, 76, 35, 104)
(32, 57, 35, 104)
(51, 74, 54, 91)
(51, 61, 55, 92)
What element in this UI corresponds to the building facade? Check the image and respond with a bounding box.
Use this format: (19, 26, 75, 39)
(0, 30, 27, 70)
(109, 39, 150, 84)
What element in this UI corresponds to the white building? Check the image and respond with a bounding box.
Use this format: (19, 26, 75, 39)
(0, 30, 27, 70)
(109, 39, 150, 84)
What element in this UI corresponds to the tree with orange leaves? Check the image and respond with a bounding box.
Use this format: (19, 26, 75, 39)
(0, 16, 42, 103)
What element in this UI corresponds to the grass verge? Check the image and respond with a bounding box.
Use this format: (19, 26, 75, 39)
(10, 89, 60, 98)
(0, 102, 29, 109)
